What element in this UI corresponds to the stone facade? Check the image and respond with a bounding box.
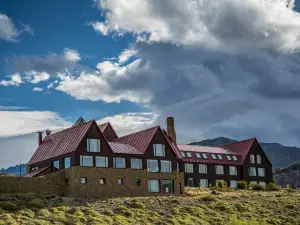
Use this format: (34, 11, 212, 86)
(0, 167, 184, 199)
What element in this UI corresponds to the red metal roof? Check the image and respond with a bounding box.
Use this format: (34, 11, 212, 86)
(109, 142, 142, 155)
(98, 122, 118, 139)
(25, 166, 50, 177)
(98, 122, 109, 132)
(177, 144, 235, 154)
(27, 120, 94, 165)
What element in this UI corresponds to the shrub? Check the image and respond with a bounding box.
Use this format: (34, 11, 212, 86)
(200, 195, 216, 202)
(216, 180, 227, 189)
(129, 201, 145, 209)
(237, 181, 248, 189)
(266, 183, 281, 191)
(0, 201, 18, 211)
(27, 198, 44, 209)
(251, 184, 265, 191)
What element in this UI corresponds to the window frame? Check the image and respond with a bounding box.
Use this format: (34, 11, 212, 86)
(258, 168, 265, 177)
(87, 138, 101, 152)
(117, 178, 124, 185)
(256, 155, 262, 164)
(80, 155, 94, 167)
(217, 154, 223, 160)
(229, 166, 237, 176)
(250, 154, 255, 163)
(148, 179, 160, 193)
(186, 152, 192, 158)
(161, 179, 174, 193)
(53, 160, 60, 171)
(130, 158, 143, 169)
(81, 177, 87, 184)
(232, 155, 238, 161)
(196, 153, 201, 159)
(147, 159, 159, 172)
(199, 164, 207, 174)
(180, 151, 186, 157)
(95, 156, 108, 168)
(215, 165, 224, 175)
(186, 178, 195, 187)
(99, 178, 106, 185)
(135, 179, 141, 186)
(226, 155, 232, 161)
(211, 154, 217, 160)
(230, 180, 237, 188)
(199, 179, 208, 188)
(184, 163, 194, 173)
(64, 157, 71, 169)
(160, 160, 172, 173)
(202, 153, 208, 159)
(113, 157, 126, 169)
(249, 167, 257, 176)
(153, 144, 165, 157)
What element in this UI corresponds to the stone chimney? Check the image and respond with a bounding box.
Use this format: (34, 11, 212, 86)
(166, 117, 176, 144)
(37, 131, 43, 146)
(46, 129, 51, 136)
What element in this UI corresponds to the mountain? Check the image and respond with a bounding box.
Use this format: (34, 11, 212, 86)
(273, 161, 300, 188)
(190, 137, 300, 168)
(0, 164, 27, 176)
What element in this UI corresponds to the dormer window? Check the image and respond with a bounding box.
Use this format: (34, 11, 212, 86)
(211, 154, 217, 160)
(226, 155, 232, 161)
(202, 153, 208, 159)
(186, 152, 192, 158)
(196, 153, 201, 158)
(232, 155, 237, 161)
(87, 139, 100, 152)
(153, 144, 165, 157)
(180, 152, 186, 157)
(217, 154, 223, 160)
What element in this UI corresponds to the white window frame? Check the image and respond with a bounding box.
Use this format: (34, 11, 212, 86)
(81, 177, 87, 184)
(147, 159, 159, 172)
(230, 180, 237, 188)
(211, 154, 217, 160)
(232, 155, 238, 161)
(153, 144, 165, 157)
(95, 156, 108, 168)
(186, 152, 192, 158)
(250, 154, 255, 163)
(113, 157, 126, 169)
(258, 168, 265, 177)
(161, 160, 172, 173)
(99, 178, 106, 184)
(226, 155, 232, 161)
(229, 166, 237, 176)
(130, 158, 142, 169)
(256, 155, 262, 164)
(184, 163, 194, 173)
(80, 155, 93, 167)
(215, 165, 224, 175)
(196, 153, 201, 158)
(249, 167, 257, 176)
(199, 179, 208, 188)
(202, 153, 208, 159)
(87, 139, 101, 152)
(64, 157, 71, 169)
(148, 179, 160, 192)
(217, 154, 223, 160)
(199, 164, 207, 174)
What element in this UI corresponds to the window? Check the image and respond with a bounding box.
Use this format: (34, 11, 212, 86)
(216, 165, 224, 175)
(64, 157, 71, 169)
(87, 139, 100, 152)
(161, 160, 172, 173)
(226, 155, 232, 161)
(135, 179, 141, 186)
(230, 180, 237, 188)
(250, 181, 257, 185)
(259, 181, 266, 187)
(249, 167, 257, 176)
(96, 156, 108, 167)
(258, 168, 265, 177)
(99, 178, 106, 184)
(65, 179, 69, 186)
(114, 157, 126, 168)
(186, 178, 194, 187)
(131, 158, 142, 169)
(31, 166, 38, 171)
(184, 163, 194, 173)
(117, 178, 123, 185)
(250, 154, 255, 163)
(153, 144, 165, 157)
(162, 180, 174, 193)
(148, 179, 160, 192)
(196, 153, 201, 158)
(229, 166, 237, 175)
(147, 159, 159, 172)
(80, 155, 93, 167)
(202, 153, 208, 158)
(256, 155, 262, 164)
(199, 164, 207, 174)
(186, 152, 192, 158)
(199, 179, 208, 188)
(232, 155, 238, 161)
(211, 154, 217, 160)
(81, 177, 87, 184)
(180, 152, 186, 157)
(53, 160, 60, 171)
(217, 154, 223, 160)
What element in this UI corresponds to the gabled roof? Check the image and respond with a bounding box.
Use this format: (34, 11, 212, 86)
(28, 120, 95, 165)
(98, 122, 118, 139)
(177, 144, 235, 154)
(109, 142, 142, 155)
(98, 122, 109, 132)
(25, 166, 50, 177)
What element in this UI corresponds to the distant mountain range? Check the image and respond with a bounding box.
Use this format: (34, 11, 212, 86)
(190, 137, 300, 169)
(1, 137, 300, 175)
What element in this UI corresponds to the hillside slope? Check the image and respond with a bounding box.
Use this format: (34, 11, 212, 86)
(273, 162, 300, 188)
(190, 137, 300, 168)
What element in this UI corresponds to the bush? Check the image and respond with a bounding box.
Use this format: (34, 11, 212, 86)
(0, 201, 18, 211)
(200, 195, 216, 202)
(216, 180, 227, 189)
(237, 181, 248, 189)
(129, 201, 145, 209)
(266, 183, 281, 191)
(27, 198, 44, 209)
(251, 184, 265, 191)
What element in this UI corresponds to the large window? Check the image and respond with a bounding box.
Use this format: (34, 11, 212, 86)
(87, 139, 101, 152)
(199, 179, 208, 188)
(184, 163, 194, 173)
(162, 180, 174, 193)
(215, 165, 224, 175)
(256, 155, 262, 164)
(96, 156, 108, 167)
(114, 157, 126, 168)
(153, 144, 165, 157)
(232, 155, 238, 161)
(199, 164, 207, 174)
(226, 155, 232, 161)
(186, 152, 192, 158)
(64, 157, 71, 169)
(217, 154, 223, 160)
(202, 153, 208, 159)
(186, 178, 194, 187)
(131, 158, 142, 169)
(230, 180, 237, 188)
(249, 167, 257, 176)
(250, 154, 255, 163)
(147, 159, 159, 172)
(53, 160, 60, 171)
(80, 155, 93, 167)
(229, 166, 237, 175)
(148, 179, 160, 192)
(250, 181, 257, 186)
(161, 160, 172, 173)
(196, 153, 201, 159)
(211, 154, 217, 160)
(258, 168, 265, 177)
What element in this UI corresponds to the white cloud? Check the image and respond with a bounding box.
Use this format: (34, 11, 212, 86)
(0, 12, 33, 42)
(25, 71, 50, 83)
(0, 73, 23, 86)
(118, 49, 137, 64)
(33, 87, 43, 92)
(0, 105, 28, 110)
(89, 21, 110, 35)
(64, 48, 81, 62)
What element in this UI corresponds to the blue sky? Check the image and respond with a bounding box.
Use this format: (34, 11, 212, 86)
(1, 0, 300, 168)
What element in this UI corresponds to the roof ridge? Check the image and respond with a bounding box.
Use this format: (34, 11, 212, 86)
(112, 125, 159, 141)
(221, 137, 256, 147)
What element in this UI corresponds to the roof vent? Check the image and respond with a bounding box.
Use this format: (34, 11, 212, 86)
(73, 117, 86, 126)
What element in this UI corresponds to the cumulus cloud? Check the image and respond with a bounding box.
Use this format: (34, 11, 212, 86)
(89, 21, 110, 35)
(0, 12, 33, 42)
(33, 87, 43, 92)
(64, 48, 81, 62)
(118, 49, 137, 64)
(25, 71, 50, 83)
(0, 73, 23, 86)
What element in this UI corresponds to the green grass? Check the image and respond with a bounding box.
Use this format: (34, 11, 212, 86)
(0, 189, 299, 225)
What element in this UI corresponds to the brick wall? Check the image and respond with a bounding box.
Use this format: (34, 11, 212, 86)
(64, 166, 185, 199)
(0, 171, 65, 195)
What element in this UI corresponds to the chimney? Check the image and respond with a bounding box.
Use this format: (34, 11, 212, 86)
(37, 131, 43, 146)
(46, 129, 51, 136)
(166, 117, 176, 144)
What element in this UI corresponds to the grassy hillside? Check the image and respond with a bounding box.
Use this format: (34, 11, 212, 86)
(0, 188, 300, 225)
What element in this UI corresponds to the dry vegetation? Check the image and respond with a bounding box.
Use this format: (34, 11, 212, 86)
(0, 187, 300, 225)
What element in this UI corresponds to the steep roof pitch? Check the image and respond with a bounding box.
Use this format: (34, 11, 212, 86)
(25, 166, 50, 177)
(28, 120, 96, 165)
(98, 122, 118, 140)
